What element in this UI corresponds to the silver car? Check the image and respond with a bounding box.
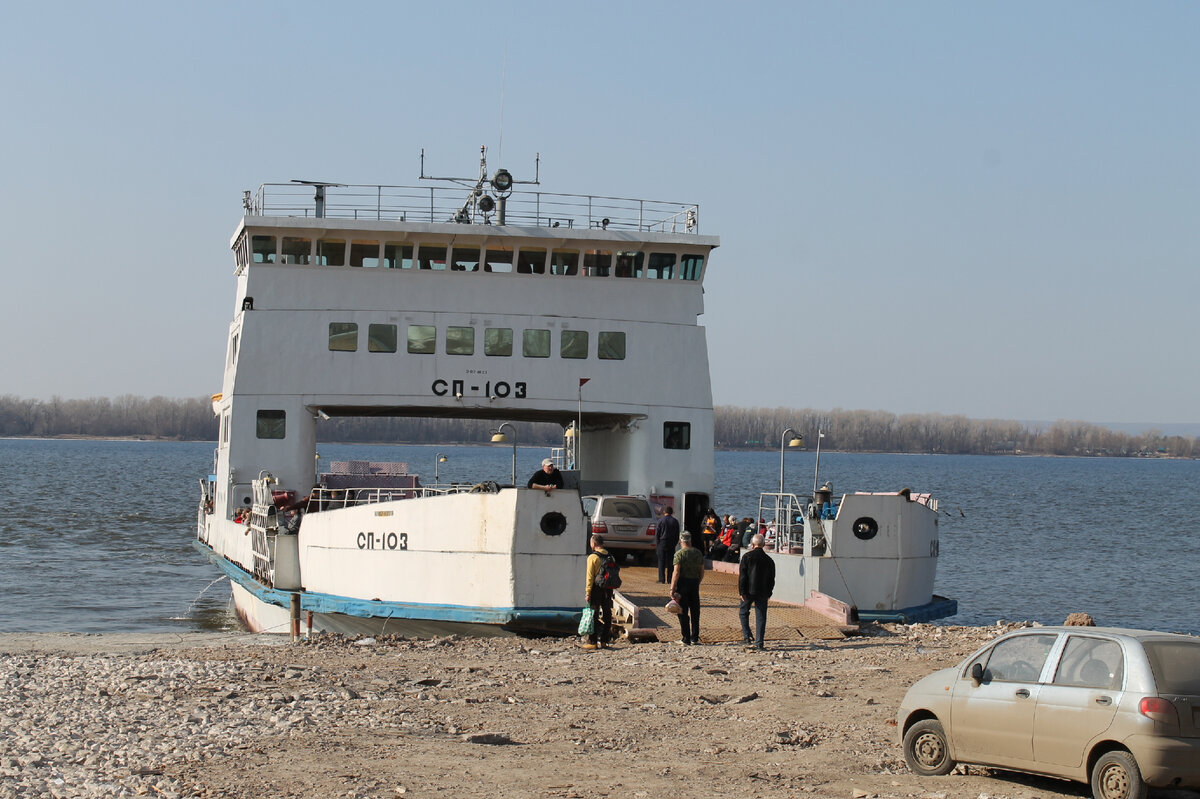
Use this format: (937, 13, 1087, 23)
(897, 626, 1200, 799)
(580, 495, 657, 560)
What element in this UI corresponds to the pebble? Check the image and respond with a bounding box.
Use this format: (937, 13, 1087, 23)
(0, 651, 341, 797)
(0, 622, 1022, 798)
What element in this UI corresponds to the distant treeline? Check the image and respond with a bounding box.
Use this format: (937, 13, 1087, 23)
(713, 407, 1197, 458)
(0, 394, 1194, 458)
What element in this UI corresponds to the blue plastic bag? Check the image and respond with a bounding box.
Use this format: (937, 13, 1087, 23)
(577, 606, 595, 636)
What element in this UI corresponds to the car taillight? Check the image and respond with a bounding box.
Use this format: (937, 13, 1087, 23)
(1138, 696, 1179, 726)
(592, 522, 608, 535)
(647, 523, 656, 536)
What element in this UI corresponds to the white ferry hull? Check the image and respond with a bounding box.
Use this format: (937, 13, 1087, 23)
(767, 492, 955, 622)
(199, 488, 588, 635)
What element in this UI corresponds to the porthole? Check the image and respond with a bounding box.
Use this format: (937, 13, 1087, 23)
(852, 517, 879, 540)
(540, 511, 568, 536)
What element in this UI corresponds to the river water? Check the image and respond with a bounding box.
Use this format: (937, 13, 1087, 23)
(1, 438, 1196, 635)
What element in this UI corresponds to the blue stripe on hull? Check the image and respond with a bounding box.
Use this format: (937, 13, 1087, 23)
(857, 596, 958, 624)
(193, 540, 580, 630)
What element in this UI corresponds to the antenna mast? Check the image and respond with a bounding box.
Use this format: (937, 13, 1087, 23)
(497, 44, 508, 165)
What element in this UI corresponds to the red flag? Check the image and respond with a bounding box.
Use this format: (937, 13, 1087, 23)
(579, 378, 591, 387)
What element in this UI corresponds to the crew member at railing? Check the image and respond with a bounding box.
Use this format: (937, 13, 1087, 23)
(527, 458, 563, 494)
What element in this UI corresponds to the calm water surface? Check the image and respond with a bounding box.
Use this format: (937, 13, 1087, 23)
(1, 439, 1196, 634)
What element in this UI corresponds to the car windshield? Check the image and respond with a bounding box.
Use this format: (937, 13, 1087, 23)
(599, 498, 652, 518)
(1143, 640, 1200, 694)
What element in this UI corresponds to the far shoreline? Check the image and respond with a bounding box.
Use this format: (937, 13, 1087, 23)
(2, 435, 1194, 460)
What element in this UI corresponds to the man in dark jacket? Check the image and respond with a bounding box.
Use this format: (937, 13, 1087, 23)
(654, 506, 681, 583)
(527, 458, 563, 493)
(738, 533, 776, 650)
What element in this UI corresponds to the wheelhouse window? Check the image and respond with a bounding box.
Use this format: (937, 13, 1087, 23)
(368, 323, 397, 353)
(664, 422, 690, 450)
(517, 248, 547, 275)
(416, 244, 448, 270)
(235, 235, 248, 270)
(485, 327, 513, 356)
(550, 250, 579, 276)
(446, 326, 474, 355)
(647, 252, 676, 280)
(316, 239, 346, 266)
(561, 330, 588, 359)
(680, 253, 704, 281)
(584, 249, 612, 277)
(252, 235, 277, 263)
(384, 243, 414, 269)
(349, 240, 381, 268)
(598, 331, 626, 360)
(281, 237, 312, 264)
(451, 246, 480, 272)
(256, 410, 286, 440)
(614, 251, 643, 278)
(328, 322, 358, 351)
(484, 247, 513, 273)
(523, 329, 550, 358)
(407, 324, 436, 354)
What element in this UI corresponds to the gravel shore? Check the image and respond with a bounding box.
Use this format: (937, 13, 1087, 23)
(0, 624, 1168, 799)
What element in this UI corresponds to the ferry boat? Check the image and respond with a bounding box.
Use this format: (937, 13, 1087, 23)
(195, 149, 718, 635)
(194, 148, 953, 636)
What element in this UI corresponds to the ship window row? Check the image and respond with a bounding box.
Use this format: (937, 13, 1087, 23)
(240, 235, 704, 281)
(329, 323, 626, 360)
(257, 409, 691, 454)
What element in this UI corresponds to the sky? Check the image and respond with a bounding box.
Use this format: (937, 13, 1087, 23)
(1, 1, 1196, 427)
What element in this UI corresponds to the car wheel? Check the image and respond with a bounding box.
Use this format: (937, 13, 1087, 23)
(902, 719, 955, 776)
(1090, 750, 1148, 799)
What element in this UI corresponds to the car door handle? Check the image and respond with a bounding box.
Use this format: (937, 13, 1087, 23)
(1015, 688, 1030, 698)
(1095, 696, 1112, 706)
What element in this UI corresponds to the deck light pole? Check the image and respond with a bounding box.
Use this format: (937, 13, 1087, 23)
(779, 428, 803, 496)
(490, 423, 517, 486)
(434, 453, 447, 484)
(812, 429, 826, 497)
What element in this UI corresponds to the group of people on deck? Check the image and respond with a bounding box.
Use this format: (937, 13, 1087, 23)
(705, 513, 768, 563)
(585, 504, 776, 652)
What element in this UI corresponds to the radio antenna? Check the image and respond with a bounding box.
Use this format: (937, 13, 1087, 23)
(497, 44, 508, 165)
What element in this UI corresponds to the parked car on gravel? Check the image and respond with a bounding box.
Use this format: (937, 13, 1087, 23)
(580, 495, 657, 562)
(897, 626, 1200, 799)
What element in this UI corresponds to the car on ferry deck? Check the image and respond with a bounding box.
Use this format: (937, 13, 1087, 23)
(897, 626, 1200, 799)
(581, 495, 657, 563)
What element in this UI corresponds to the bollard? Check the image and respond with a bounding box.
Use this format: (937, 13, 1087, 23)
(290, 593, 301, 642)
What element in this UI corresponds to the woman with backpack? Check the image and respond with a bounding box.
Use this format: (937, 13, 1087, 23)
(583, 534, 616, 650)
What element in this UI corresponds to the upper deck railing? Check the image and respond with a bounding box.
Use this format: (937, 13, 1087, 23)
(247, 183, 701, 235)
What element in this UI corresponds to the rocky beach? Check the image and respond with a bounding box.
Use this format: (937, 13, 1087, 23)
(7, 622, 1175, 799)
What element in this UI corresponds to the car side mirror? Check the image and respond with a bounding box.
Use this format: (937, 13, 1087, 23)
(971, 662, 984, 685)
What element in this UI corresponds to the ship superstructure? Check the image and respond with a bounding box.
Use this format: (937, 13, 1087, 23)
(196, 150, 719, 634)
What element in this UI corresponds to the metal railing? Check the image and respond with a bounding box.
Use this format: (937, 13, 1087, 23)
(249, 476, 280, 583)
(757, 492, 809, 553)
(304, 483, 490, 509)
(249, 183, 701, 234)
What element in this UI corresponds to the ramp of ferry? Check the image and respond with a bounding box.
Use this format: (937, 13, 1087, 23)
(611, 565, 854, 644)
